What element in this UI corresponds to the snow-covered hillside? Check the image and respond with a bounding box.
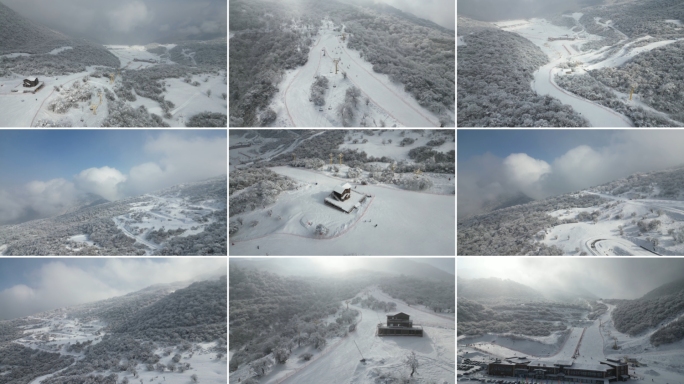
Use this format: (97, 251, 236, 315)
(459, 301, 684, 384)
(230, 287, 454, 384)
(268, 18, 444, 127)
(0, 43, 227, 127)
(0, 177, 227, 256)
(230, 166, 454, 255)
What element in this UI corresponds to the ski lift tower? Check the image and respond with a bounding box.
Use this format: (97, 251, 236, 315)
(354, 340, 366, 363)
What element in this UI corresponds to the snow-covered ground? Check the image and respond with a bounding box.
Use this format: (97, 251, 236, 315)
(113, 194, 224, 255)
(230, 287, 454, 384)
(459, 301, 684, 383)
(338, 130, 454, 162)
(230, 166, 455, 255)
(497, 16, 684, 127)
(14, 312, 226, 384)
(268, 18, 444, 127)
(0, 45, 226, 127)
(539, 191, 684, 255)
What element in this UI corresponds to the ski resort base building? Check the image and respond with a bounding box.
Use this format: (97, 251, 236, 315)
(488, 357, 629, 383)
(324, 183, 367, 213)
(377, 312, 423, 337)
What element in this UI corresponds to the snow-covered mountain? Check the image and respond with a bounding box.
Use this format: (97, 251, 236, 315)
(230, 129, 455, 255)
(458, 0, 684, 127)
(0, 2, 226, 127)
(229, 263, 454, 384)
(0, 176, 227, 256)
(459, 165, 684, 255)
(229, 0, 454, 127)
(0, 276, 227, 384)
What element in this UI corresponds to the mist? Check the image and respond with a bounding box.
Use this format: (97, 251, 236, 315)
(0, 0, 227, 44)
(230, 258, 454, 279)
(374, 0, 455, 30)
(458, 130, 684, 218)
(0, 132, 226, 226)
(458, 257, 684, 300)
(0, 258, 227, 320)
(456, 0, 603, 22)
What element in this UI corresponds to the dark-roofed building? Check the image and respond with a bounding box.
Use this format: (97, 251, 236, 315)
(23, 78, 39, 87)
(377, 312, 423, 337)
(487, 358, 629, 382)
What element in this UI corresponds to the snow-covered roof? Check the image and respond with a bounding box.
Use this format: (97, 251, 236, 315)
(325, 190, 366, 213)
(567, 363, 611, 372)
(333, 183, 352, 194)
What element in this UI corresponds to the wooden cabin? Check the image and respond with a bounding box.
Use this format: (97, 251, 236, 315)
(23, 78, 39, 87)
(332, 183, 352, 201)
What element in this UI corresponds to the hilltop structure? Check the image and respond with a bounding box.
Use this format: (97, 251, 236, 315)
(377, 312, 423, 337)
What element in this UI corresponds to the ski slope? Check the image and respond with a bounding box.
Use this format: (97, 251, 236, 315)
(271, 19, 441, 127)
(230, 166, 455, 255)
(230, 287, 454, 384)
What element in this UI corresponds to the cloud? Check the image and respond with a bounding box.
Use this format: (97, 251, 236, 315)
(458, 257, 684, 299)
(1, 0, 226, 45)
(0, 258, 227, 320)
(459, 131, 684, 218)
(0, 133, 226, 226)
(126, 133, 227, 195)
(74, 166, 127, 201)
(108, 1, 150, 33)
(372, 0, 454, 30)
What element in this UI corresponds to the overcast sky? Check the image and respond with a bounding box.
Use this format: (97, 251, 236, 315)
(0, 130, 226, 226)
(374, 0, 455, 30)
(458, 257, 684, 299)
(0, 258, 227, 320)
(0, 0, 227, 44)
(458, 130, 684, 218)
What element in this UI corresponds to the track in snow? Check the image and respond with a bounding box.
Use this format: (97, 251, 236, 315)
(281, 21, 439, 127)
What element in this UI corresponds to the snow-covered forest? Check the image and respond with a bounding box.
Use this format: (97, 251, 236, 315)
(229, 0, 454, 127)
(0, 1, 227, 127)
(457, 18, 587, 127)
(0, 177, 227, 256)
(230, 129, 454, 255)
(0, 276, 226, 384)
(229, 260, 455, 384)
(457, 193, 607, 255)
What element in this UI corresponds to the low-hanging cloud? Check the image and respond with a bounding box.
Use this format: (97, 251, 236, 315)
(374, 0, 454, 30)
(459, 131, 684, 218)
(458, 257, 684, 299)
(0, 133, 226, 226)
(0, 258, 227, 320)
(1, 0, 226, 44)
(108, 1, 150, 33)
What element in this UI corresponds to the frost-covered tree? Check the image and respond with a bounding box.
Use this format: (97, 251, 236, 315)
(404, 351, 419, 377)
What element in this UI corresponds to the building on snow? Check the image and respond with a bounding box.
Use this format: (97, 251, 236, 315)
(377, 312, 423, 337)
(324, 183, 367, 213)
(488, 357, 629, 382)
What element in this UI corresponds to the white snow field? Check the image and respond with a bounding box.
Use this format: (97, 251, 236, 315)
(113, 194, 224, 255)
(0, 45, 226, 127)
(338, 130, 455, 162)
(539, 191, 684, 255)
(13, 312, 226, 384)
(459, 301, 684, 383)
(229, 287, 455, 384)
(230, 166, 455, 255)
(495, 18, 633, 127)
(269, 18, 443, 127)
(496, 17, 684, 127)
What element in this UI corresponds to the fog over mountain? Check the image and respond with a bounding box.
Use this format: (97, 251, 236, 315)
(458, 257, 684, 299)
(0, 0, 227, 44)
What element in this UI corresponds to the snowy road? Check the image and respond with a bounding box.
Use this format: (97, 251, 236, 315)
(280, 21, 440, 127)
(582, 236, 655, 256)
